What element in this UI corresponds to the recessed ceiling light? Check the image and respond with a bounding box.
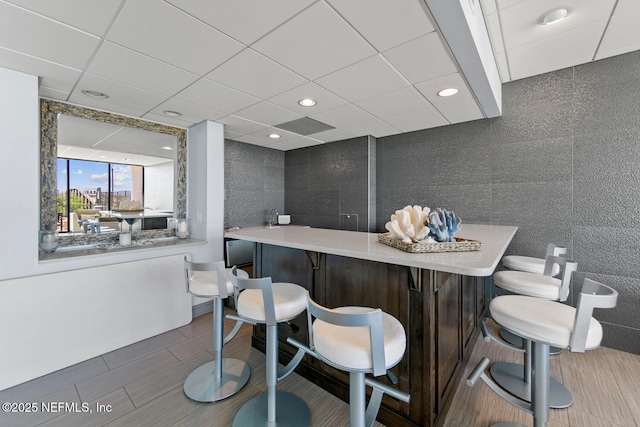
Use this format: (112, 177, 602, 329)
(538, 7, 570, 25)
(437, 88, 459, 97)
(81, 89, 109, 99)
(162, 146, 173, 150)
(298, 98, 317, 107)
(268, 133, 281, 139)
(163, 110, 182, 117)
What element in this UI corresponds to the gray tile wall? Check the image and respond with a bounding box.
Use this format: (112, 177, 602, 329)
(284, 136, 370, 231)
(375, 51, 640, 354)
(223, 139, 285, 228)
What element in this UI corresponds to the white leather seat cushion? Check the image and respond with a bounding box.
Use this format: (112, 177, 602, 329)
(493, 270, 561, 300)
(312, 307, 406, 372)
(491, 295, 602, 350)
(188, 268, 248, 298)
(237, 282, 307, 323)
(502, 255, 560, 276)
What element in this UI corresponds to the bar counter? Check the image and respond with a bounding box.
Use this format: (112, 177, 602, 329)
(225, 224, 517, 427)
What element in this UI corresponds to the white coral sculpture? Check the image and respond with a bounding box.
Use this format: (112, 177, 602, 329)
(385, 205, 433, 243)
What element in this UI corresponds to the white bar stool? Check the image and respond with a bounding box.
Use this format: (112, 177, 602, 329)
(487, 255, 577, 408)
(501, 243, 566, 275)
(288, 293, 410, 427)
(468, 279, 618, 427)
(182, 257, 251, 402)
(231, 267, 310, 427)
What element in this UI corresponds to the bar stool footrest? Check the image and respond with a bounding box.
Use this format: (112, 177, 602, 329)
(490, 362, 573, 408)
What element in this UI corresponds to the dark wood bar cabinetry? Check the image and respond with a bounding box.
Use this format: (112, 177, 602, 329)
(251, 243, 487, 427)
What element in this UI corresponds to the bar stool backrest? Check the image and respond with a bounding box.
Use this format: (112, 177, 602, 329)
(306, 293, 387, 377)
(541, 254, 577, 302)
(545, 243, 567, 257)
(570, 279, 618, 353)
(230, 266, 277, 326)
(184, 256, 229, 299)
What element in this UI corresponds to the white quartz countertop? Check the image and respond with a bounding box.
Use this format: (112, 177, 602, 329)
(225, 224, 517, 276)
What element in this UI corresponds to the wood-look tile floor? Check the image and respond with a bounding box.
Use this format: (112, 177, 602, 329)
(1, 314, 638, 427)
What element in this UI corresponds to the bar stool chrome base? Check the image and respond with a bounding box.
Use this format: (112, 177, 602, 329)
(499, 329, 562, 355)
(184, 358, 250, 402)
(232, 392, 311, 427)
(491, 362, 573, 409)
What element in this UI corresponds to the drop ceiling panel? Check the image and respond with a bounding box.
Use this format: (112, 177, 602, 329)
(310, 104, 378, 129)
(107, 0, 244, 75)
(5, 0, 122, 36)
(267, 82, 349, 115)
(309, 128, 356, 143)
(355, 86, 435, 119)
(252, 1, 376, 80)
(69, 74, 167, 117)
(175, 78, 260, 114)
(87, 42, 199, 96)
(326, 0, 435, 52)
(0, 46, 82, 93)
(341, 118, 399, 138)
(147, 98, 227, 126)
(166, 0, 316, 46)
(234, 101, 303, 127)
(595, 8, 640, 60)
(497, 0, 615, 50)
(206, 49, 307, 99)
(383, 32, 458, 84)
(507, 22, 608, 80)
(315, 55, 409, 103)
(0, 2, 100, 70)
(216, 115, 268, 136)
(383, 106, 448, 133)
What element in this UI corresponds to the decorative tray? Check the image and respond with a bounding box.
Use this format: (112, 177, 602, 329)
(378, 233, 481, 253)
(112, 209, 144, 213)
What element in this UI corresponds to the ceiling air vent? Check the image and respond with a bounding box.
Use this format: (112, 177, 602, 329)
(274, 117, 335, 136)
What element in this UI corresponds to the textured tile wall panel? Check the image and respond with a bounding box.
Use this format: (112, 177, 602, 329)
(285, 147, 308, 167)
(264, 166, 285, 190)
(573, 78, 640, 136)
(601, 323, 640, 355)
(381, 153, 432, 190)
(491, 136, 573, 184)
(491, 182, 572, 225)
(265, 149, 285, 168)
(285, 190, 311, 216)
(431, 184, 491, 224)
(501, 68, 574, 109)
(381, 186, 432, 219)
(492, 95, 574, 144)
(308, 189, 339, 217)
(574, 129, 640, 227)
(224, 140, 284, 228)
(225, 159, 264, 190)
(574, 226, 640, 279)
(380, 129, 430, 160)
(224, 189, 266, 228)
(284, 164, 308, 191)
(502, 224, 572, 259)
(430, 119, 492, 149)
(308, 161, 340, 191)
(574, 50, 640, 88)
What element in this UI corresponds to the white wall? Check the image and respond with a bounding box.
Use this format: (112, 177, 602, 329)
(144, 161, 174, 212)
(0, 68, 225, 390)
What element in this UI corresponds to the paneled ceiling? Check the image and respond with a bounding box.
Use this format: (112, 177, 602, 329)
(1, 0, 638, 151)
